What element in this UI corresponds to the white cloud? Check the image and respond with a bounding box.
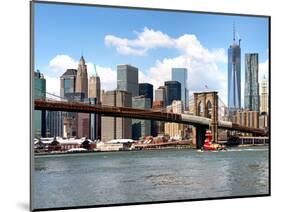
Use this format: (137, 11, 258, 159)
(49, 54, 78, 74)
(105, 27, 174, 56)
(45, 55, 116, 94)
(104, 28, 228, 103)
(104, 27, 226, 63)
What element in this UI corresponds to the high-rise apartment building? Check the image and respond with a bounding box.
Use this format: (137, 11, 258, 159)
(244, 53, 259, 112)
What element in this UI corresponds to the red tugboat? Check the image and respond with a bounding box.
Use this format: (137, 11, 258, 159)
(202, 130, 226, 151)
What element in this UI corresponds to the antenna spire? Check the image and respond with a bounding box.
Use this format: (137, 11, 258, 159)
(94, 64, 98, 76)
(233, 22, 236, 44)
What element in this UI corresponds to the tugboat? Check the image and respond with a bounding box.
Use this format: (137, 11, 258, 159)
(202, 130, 226, 151)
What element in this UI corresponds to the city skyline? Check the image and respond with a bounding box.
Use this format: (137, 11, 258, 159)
(34, 3, 269, 105)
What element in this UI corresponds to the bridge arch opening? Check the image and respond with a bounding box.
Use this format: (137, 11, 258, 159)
(198, 101, 204, 117)
(206, 100, 212, 118)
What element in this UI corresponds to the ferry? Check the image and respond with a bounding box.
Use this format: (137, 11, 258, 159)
(202, 130, 226, 151)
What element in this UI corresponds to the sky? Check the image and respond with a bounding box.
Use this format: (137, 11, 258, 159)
(34, 2, 269, 105)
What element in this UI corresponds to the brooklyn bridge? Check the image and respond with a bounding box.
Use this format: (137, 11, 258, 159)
(34, 91, 267, 148)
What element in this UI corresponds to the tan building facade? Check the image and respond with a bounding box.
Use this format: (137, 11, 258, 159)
(101, 90, 132, 141)
(152, 100, 165, 136)
(260, 76, 268, 114)
(164, 123, 185, 140)
(77, 113, 90, 138)
(89, 75, 101, 103)
(235, 110, 259, 128)
(75, 56, 88, 97)
(164, 100, 185, 139)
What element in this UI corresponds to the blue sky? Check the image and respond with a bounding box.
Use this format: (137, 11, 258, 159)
(34, 2, 269, 104)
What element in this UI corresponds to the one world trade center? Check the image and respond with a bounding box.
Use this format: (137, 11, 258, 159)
(228, 24, 241, 113)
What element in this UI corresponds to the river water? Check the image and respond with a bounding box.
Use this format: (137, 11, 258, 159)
(33, 146, 269, 209)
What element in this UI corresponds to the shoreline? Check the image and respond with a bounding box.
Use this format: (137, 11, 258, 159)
(34, 144, 268, 157)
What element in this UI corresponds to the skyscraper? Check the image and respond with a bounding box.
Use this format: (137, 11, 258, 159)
(88, 66, 101, 140)
(139, 83, 153, 107)
(46, 111, 63, 137)
(164, 100, 185, 139)
(152, 100, 165, 136)
(132, 96, 151, 140)
(60, 69, 77, 98)
(164, 81, 181, 106)
(89, 65, 101, 103)
(87, 98, 101, 140)
(244, 53, 259, 112)
(60, 69, 79, 138)
(228, 25, 241, 111)
(172, 68, 189, 110)
(155, 86, 167, 106)
(117, 64, 139, 97)
(260, 75, 268, 114)
(76, 56, 88, 98)
(101, 90, 132, 141)
(34, 70, 46, 138)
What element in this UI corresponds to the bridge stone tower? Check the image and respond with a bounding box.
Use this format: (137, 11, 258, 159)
(193, 91, 218, 148)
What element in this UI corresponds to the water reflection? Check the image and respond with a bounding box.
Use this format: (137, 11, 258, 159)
(33, 147, 269, 209)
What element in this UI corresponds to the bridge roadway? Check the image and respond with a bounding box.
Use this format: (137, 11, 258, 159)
(34, 99, 266, 136)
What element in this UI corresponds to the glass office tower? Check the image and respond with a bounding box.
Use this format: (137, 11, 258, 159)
(228, 28, 241, 112)
(164, 81, 181, 106)
(117, 64, 139, 97)
(34, 70, 46, 138)
(139, 83, 153, 107)
(172, 68, 188, 110)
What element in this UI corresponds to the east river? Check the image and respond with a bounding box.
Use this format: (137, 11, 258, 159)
(33, 146, 269, 209)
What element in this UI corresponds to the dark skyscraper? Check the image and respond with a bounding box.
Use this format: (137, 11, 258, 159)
(139, 83, 153, 107)
(132, 96, 151, 140)
(164, 81, 181, 106)
(172, 68, 189, 110)
(244, 53, 259, 112)
(60, 69, 77, 99)
(228, 24, 241, 111)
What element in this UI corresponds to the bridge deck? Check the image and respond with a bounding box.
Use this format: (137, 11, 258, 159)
(34, 99, 266, 136)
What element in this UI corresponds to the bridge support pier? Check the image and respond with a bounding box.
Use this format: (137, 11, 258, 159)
(193, 126, 207, 149)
